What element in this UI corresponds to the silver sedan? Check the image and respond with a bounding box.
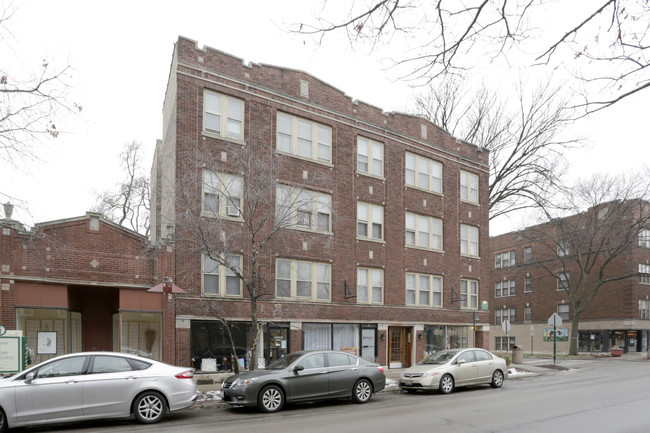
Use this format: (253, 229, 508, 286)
(0, 351, 197, 431)
(399, 348, 508, 394)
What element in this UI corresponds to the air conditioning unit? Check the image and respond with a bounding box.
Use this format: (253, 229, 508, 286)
(226, 206, 239, 217)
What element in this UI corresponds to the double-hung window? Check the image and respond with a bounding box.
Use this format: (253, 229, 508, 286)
(202, 170, 243, 218)
(277, 112, 331, 163)
(639, 264, 650, 285)
(558, 271, 570, 291)
(558, 304, 570, 320)
(460, 170, 479, 204)
(405, 212, 443, 250)
(460, 224, 479, 257)
(202, 254, 242, 297)
(203, 90, 244, 140)
(406, 273, 443, 307)
(276, 185, 332, 233)
(495, 280, 516, 297)
(357, 268, 383, 304)
(495, 251, 515, 268)
(276, 259, 331, 301)
(557, 239, 570, 256)
(357, 202, 384, 241)
(357, 137, 384, 177)
(460, 279, 478, 309)
(405, 152, 442, 193)
(640, 230, 650, 248)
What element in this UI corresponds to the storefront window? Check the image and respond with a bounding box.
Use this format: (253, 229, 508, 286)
(578, 331, 605, 352)
(191, 321, 255, 372)
(16, 308, 81, 365)
(302, 323, 374, 359)
(423, 325, 469, 354)
(114, 312, 162, 360)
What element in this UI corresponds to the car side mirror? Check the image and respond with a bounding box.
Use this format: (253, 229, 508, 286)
(24, 372, 35, 384)
(456, 359, 466, 366)
(293, 365, 304, 372)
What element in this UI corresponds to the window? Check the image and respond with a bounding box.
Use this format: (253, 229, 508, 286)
(405, 152, 442, 193)
(557, 239, 570, 256)
(34, 356, 87, 378)
(558, 304, 570, 321)
(276, 259, 331, 301)
(277, 112, 332, 163)
(496, 308, 515, 324)
(91, 356, 139, 374)
(357, 268, 383, 304)
(357, 137, 384, 177)
(524, 247, 532, 263)
(639, 230, 650, 248)
(202, 170, 243, 218)
(406, 273, 443, 307)
(494, 251, 515, 268)
(460, 170, 479, 204)
(640, 264, 650, 285)
(524, 276, 532, 293)
(558, 271, 570, 291)
(639, 300, 650, 320)
(203, 254, 242, 297)
(524, 306, 532, 322)
(460, 224, 479, 257)
(495, 280, 516, 297)
(357, 202, 384, 241)
(495, 336, 516, 351)
(405, 212, 443, 250)
(203, 90, 244, 140)
(276, 185, 332, 233)
(460, 279, 478, 309)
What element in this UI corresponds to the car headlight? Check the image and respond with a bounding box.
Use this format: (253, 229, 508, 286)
(232, 377, 257, 387)
(421, 371, 440, 377)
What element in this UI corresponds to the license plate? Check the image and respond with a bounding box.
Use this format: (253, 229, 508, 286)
(405, 380, 413, 386)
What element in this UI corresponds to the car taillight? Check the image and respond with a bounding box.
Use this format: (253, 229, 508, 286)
(376, 366, 385, 373)
(175, 370, 194, 379)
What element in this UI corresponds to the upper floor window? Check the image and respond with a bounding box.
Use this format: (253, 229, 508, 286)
(406, 273, 443, 307)
(357, 202, 384, 241)
(460, 224, 479, 257)
(496, 308, 516, 324)
(405, 212, 443, 251)
(202, 170, 243, 219)
(405, 152, 442, 194)
(203, 90, 244, 140)
(639, 300, 650, 320)
(276, 185, 331, 233)
(495, 280, 516, 297)
(495, 251, 515, 268)
(277, 112, 331, 163)
(524, 247, 532, 263)
(357, 137, 384, 177)
(276, 259, 331, 301)
(558, 271, 570, 291)
(557, 239, 570, 256)
(524, 276, 532, 293)
(460, 170, 479, 204)
(202, 254, 242, 297)
(639, 264, 650, 285)
(524, 306, 532, 322)
(639, 230, 650, 248)
(460, 279, 478, 309)
(558, 304, 570, 321)
(357, 268, 383, 304)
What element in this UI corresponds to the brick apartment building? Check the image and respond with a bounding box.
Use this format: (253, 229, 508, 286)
(0, 207, 176, 365)
(150, 36, 491, 371)
(490, 202, 650, 355)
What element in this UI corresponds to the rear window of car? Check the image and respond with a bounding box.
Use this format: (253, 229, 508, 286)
(90, 356, 151, 374)
(473, 350, 492, 362)
(327, 353, 356, 367)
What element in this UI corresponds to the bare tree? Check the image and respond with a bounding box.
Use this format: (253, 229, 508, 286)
(93, 141, 150, 236)
(0, 4, 80, 170)
(523, 172, 650, 355)
(297, 0, 649, 114)
(172, 142, 331, 370)
(416, 78, 579, 220)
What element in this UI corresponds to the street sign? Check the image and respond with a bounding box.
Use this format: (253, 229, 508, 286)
(548, 313, 563, 327)
(502, 319, 511, 334)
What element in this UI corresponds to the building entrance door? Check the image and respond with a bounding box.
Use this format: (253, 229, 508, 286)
(388, 327, 412, 368)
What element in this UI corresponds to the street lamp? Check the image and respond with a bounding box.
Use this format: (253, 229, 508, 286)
(473, 301, 489, 347)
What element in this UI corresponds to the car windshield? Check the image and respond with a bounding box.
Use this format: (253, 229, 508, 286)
(419, 350, 458, 365)
(265, 353, 304, 370)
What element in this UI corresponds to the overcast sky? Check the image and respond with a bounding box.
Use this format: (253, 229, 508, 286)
(1, 0, 646, 235)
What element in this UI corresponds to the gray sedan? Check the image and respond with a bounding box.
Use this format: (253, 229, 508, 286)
(399, 348, 508, 394)
(0, 352, 197, 432)
(222, 350, 386, 412)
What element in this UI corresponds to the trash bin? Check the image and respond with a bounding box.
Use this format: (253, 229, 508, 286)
(511, 345, 523, 364)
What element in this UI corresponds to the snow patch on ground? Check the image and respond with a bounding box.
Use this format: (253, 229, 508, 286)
(508, 368, 537, 378)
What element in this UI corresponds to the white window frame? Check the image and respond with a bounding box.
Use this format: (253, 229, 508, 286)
(460, 279, 478, 309)
(524, 247, 532, 263)
(202, 170, 243, 219)
(495, 280, 516, 297)
(405, 152, 442, 194)
(276, 112, 332, 163)
(640, 230, 650, 248)
(406, 273, 443, 307)
(357, 268, 384, 304)
(202, 254, 242, 297)
(524, 306, 532, 322)
(557, 239, 570, 256)
(203, 90, 244, 140)
(557, 271, 570, 291)
(276, 185, 332, 233)
(357, 136, 384, 177)
(405, 212, 443, 251)
(460, 224, 479, 257)
(275, 259, 331, 301)
(494, 251, 515, 268)
(357, 202, 384, 241)
(558, 304, 570, 321)
(460, 170, 479, 204)
(524, 276, 532, 293)
(639, 264, 650, 285)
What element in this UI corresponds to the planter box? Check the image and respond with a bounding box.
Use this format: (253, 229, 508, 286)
(610, 349, 623, 357)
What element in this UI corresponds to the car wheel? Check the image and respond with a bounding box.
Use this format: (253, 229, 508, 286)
(352, 379, 373, 403)
(0, 407, 7, 433)
(439, 374, 454, 394)
(491, 370, 504, 388)
(133, 391, 167, 424)
(258, 385, 285, 413)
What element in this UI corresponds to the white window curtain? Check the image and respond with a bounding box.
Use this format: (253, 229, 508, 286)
(333, 324, 357, 351)
(303, 323, 331, 350)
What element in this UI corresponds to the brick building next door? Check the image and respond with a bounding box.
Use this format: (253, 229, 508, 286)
(388, 327, 412, 368)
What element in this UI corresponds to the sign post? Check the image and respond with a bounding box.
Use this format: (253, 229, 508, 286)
(548, 313, 563, 364)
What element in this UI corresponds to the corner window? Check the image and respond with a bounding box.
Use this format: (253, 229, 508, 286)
(357, 136, 384, 177)
(460, 224, 479, 257)
(406, 273, 443, 307)
(203, 254, 242, 297)
(276, 259, 331, 301)
(460, 170, 479, 204)
(277, 112, 331, 163)
(357, 268, 384, 304)
(203, 90, 244, 140)
(357, 202, 384, 241)
(202, 170, 243, 219)
(405, 152, 442, 194)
